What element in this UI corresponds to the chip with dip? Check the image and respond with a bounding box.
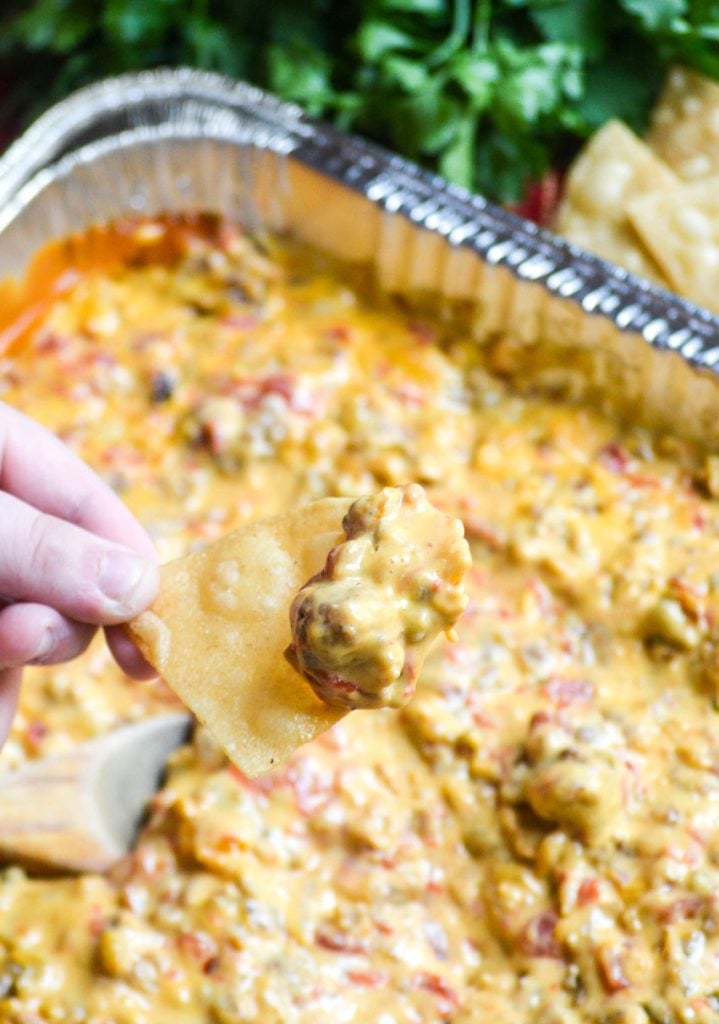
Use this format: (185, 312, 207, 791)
(129, 486, 470, 775)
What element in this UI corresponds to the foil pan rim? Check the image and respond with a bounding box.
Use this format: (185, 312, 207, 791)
(0, 68, 313, 207)
(0, 67, 718, 370)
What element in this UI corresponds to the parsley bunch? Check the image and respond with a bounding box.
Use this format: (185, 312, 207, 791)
(1, 0, 718, 202)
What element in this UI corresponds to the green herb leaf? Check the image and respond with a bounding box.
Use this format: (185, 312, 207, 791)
(380, 83, 464, 156)
(373, 0, 447, 13)
(439, 112, 477, 187)
(619, 0, 688, 32)
(530, 0, 609, 58)
(103, 0, 183, 47)
(8, 0, 96, 52)
(356, 19, 423, 61)
(450, 51, 498, 108)
(494, 40, 583, 125)
(381, 54, 431, 91)
(266, 41, 335, 116)
(574, 49, 663, 130)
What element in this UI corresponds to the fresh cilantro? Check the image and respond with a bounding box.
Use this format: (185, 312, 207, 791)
(1, 0, 719, 203)
(266, 42, 334, 115)
(619, 0, 688, 33)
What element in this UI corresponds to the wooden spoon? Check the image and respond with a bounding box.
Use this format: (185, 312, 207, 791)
(0, 712, 191, 873)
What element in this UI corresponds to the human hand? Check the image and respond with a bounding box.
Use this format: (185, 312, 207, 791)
(0, 403, 159, 742)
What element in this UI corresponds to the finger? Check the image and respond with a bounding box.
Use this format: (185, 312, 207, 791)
(105, 625, 159, 680)
(0, 603, 95, 669)
(0, 668, 21, 746)
(0, 491, 158, 625)
(0, 403, 155, 556)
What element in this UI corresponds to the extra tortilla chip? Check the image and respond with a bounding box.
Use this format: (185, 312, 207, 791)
(628, 177, 719, 315)
(554, 120, 676, 283)
(128, 499, 351, 776)
(647, 65, 719, 182)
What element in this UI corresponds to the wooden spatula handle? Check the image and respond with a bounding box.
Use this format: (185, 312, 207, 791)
(0, 713, 191, 873)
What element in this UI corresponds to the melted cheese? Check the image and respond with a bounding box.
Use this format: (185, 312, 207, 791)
(287, 484, 470, 710)
(1, 217, 719, 1022)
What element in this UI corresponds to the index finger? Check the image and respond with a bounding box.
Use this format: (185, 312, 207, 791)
(0, 403, 155, 558)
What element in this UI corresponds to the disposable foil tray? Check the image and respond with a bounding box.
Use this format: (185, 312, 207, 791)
(0, 67, 718, 446)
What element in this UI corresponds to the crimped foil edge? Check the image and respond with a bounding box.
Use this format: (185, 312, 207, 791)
(0, 69, 718, 447)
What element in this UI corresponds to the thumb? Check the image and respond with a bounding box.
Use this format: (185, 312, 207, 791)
(0, 491, 158, 625)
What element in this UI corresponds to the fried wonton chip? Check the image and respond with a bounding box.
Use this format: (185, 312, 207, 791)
(554, 120, 677, 283)
(128, 499, 351, 776)
(627, 177, 719, 314)
(647, 66, 719, 182)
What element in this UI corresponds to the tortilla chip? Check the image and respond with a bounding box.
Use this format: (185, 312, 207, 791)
(128, 499, 351, 776)
(555, 120, 676, 283)
(627, 177, 719, 314)
(647, 65, 719, 181)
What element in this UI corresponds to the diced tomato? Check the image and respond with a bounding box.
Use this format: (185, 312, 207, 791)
(373, 920, 394, 937)
(392, 382, 427, 408)
(529, 710, 553, 730)
(100, 445, 145, 468)
(625, 472, 661, 489)
(518, 911, 562, 959)
(24, 719, 48, 748)
(658, 896, 703, 924)
(408, 321, 436, 346)
(577, 878, 600, 907)
(511, 170, 563, 228)
(693, 509, 708, 530)
(259, 373, 295, 403)
(325, 324, 351, 343)
(347, 968, 387, 987)
(414, 972, 461, 1014)
(221, 312, 259, 329)
(599, 441, 632, 474)
(471, 710, 498, 729)
(315, 927, 367, 954)
(177, 930, 218, 971)
(596, 946, 631, 992)
(35, 333, 65, 355)
(87, 904, 107, 938)
(378, 854, 398, 870)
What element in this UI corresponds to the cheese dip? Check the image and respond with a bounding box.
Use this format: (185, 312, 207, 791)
(1, 217, 719, 1023)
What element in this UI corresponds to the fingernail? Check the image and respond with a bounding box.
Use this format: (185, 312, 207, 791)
(98, 551, 157, 616)
(31, 628, 54, 664)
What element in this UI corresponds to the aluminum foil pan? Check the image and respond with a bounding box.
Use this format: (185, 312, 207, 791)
(1, 68, 718, 446)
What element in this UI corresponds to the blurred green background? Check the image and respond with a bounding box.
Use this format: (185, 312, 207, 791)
(1, 0, 718, 203)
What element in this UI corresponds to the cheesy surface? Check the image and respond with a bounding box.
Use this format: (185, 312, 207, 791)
(287, 484, 471, 711)
(2, 218, 719, 1022)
